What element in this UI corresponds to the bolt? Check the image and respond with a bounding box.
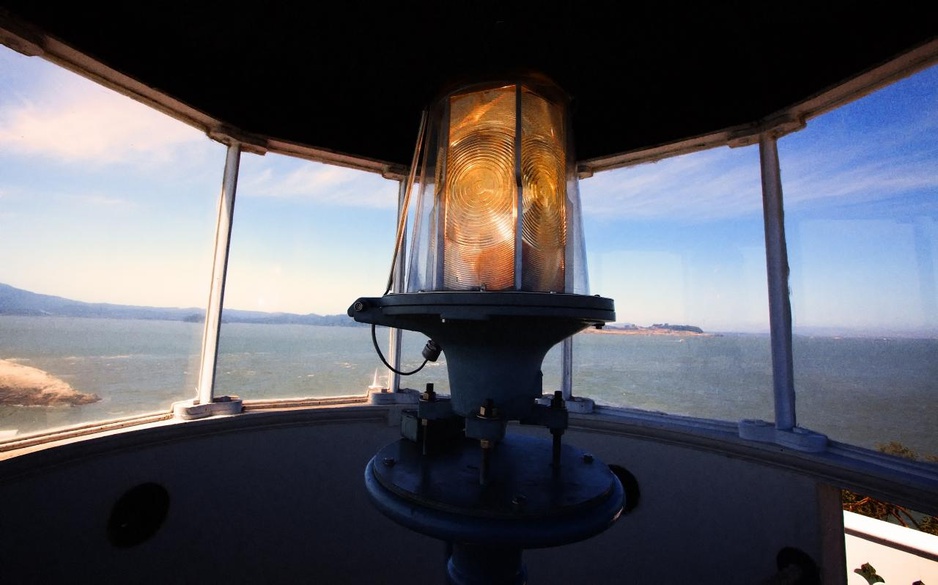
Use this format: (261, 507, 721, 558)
(551, 390, 564, 409)
(480, 441, 492, 486)
(511, 494, 527, 511)
(421, 382, 436, 402)
(552, 430, 563, 468)
(353, 301, 366, 312)
(383, 457, 396, 467)
(582, 453, 594, 464)
(479, 398, 497, 418)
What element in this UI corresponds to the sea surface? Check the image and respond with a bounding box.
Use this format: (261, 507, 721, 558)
(1, 315, 935, 457)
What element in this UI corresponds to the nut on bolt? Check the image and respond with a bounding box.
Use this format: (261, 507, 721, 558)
(421, 382, 436, 402)
(353, 300, 368, 312)
(479, 398, 497, 418)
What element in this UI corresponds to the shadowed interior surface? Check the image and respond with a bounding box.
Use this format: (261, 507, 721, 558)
(2, 2, 934, 172)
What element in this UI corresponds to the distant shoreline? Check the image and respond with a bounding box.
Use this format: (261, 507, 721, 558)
(0, 282, 359, 327)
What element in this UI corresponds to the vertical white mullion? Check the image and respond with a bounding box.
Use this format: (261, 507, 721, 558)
(561, 337, 573, 400)
(196, 142, 242, 405)
(387, 179, 406, 392)
(759, 132, 797, 431)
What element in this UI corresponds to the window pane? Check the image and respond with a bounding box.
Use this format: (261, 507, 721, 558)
(0, 46, 221, 437)
(573, 145, 774, 422)
(215, 152, 398, 400)
(783, 64, 938, 456)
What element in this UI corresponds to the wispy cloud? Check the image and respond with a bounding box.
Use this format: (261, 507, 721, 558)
(62, 192, 139, 210)
(782, 156, 938, 210)
(0, 54, 206, 168)
(580, 147, 764, 222)
(780, 116, 938, 210)
(240, 160, 399, 209)
(580, 112, 938, 222)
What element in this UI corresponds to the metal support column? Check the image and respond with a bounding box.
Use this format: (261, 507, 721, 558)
(759, 132, 797, 431)
(387, 179, 406, 393)
(195, 142, 241, 406)
(560, 337, 573, 401)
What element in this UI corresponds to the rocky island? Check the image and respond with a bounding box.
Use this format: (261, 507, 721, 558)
(586, 323, 709, 336)
(0, 359, 100, 406)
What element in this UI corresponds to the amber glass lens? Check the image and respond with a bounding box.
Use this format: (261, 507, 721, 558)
(441, 83, 567, 291)
(443, 86, 518, 290)
(520, 88, 566, 292)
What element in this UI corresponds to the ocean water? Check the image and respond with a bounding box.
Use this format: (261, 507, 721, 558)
(1, 316, 935, 457)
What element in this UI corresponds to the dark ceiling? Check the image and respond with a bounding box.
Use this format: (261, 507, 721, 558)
(1, 1, 936, 170)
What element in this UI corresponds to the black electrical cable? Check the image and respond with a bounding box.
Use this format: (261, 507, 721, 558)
(371, 324, 428, 376)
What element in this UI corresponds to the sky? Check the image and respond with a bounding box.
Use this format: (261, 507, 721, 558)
(1, 45, 936, 335)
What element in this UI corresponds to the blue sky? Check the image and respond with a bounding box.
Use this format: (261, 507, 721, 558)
(1, 45, 936, 334)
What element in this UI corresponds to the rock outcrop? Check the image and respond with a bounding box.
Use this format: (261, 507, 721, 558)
(0, 359, 100, 406)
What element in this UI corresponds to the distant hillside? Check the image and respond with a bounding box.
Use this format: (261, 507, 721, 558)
(0, 283, 360, 327)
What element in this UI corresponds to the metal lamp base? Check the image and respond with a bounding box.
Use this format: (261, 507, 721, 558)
(365, 434, 625, 584)
(348, 291, 615, 420)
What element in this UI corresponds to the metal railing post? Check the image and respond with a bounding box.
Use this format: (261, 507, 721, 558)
(561, 337, 573, 401)
(759, 132, 797, 431)
(387, 179, 406, 392)
(195, 142, 241, 406)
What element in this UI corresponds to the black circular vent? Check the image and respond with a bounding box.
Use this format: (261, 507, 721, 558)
(107, 482, 170, 548)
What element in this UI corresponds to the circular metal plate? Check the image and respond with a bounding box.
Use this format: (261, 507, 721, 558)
(366, 434, 624, 547)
